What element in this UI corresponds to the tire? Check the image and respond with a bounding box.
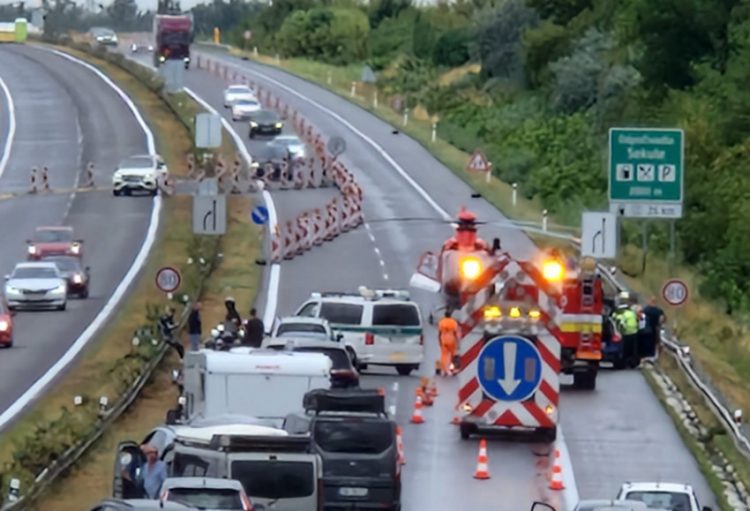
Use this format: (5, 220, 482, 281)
(538, 426, 557, 443)
(58, 302, 67, 311)
(613, 357, 627, 370)
(459, 423, 472, 440)
(573, 370, 597, 390)
(396, 365, 413, 376)
(113, 189, 121, 197)
(249, 131, 255, 139)
(80, 288, 89, 299)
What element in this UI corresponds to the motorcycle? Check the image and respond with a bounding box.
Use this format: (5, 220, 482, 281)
(203, 322, 246, 351)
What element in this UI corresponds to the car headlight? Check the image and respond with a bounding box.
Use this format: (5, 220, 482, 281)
(73, 274, 83, 284)
(148, 45, 153, 51)
(184, 57, 190, 62)
(27, 245, 36, 254)
(0, 320, 8, 331)
(70, 244, 80, 254)
(55, 284, 66, 293)
(250, 121, 258, 127)
(275, 122, 283, 128)
(159, 55, 166, 62)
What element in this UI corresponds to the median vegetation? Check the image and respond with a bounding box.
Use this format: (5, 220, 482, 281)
(0, 39, 260, 509)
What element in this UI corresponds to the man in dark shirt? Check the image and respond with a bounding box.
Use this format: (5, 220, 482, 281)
(641, 296, 666, 361)
(243, 308, 265, 347)
(187, 301, 202, 351)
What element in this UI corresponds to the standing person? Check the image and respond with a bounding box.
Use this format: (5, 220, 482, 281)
(159, 306, 177, 342)
(641, 296, 667, 362)
(223, 296, 242, 337)
(243, 308, 265, 347)
(438, 310, 459, 377)
(139, 444, 167, 499)
(612, 292, 639, 368)
(187, 301, 202, 351)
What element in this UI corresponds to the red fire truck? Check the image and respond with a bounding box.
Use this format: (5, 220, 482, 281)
(153, 14, 193, 69)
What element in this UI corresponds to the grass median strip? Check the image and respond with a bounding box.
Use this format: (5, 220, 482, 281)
(19, 46, 262, 510)
(224, 45, 750, 481)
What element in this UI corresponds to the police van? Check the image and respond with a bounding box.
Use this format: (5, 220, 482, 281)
(294, 288, 424, 376)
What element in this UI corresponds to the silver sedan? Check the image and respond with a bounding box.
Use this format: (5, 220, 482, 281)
(4, 262, 68, 311)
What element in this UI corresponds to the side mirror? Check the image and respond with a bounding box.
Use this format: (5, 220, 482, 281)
(25, 239, 31, 244)
(75, 239, 84, 244)
(702, 507, 712, 511)
(336, 334, 343, 342)
(531, 502, 557, 511)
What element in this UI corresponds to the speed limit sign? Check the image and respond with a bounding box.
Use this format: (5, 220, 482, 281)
(156, 266, 181, 293)
(662, 279, 688, 306)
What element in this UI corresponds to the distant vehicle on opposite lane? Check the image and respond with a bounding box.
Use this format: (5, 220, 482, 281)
(4, 262, 68, 311)
(231, 98, 262, 121)
(223, 84, 256, 107)
(268, 135, 306, 160)
(248, 109, 283, 138)
(113, 154, 168, 196)
(27, 226, 82, 260)
(44, 256, 90, 299)
(91, 27, 119, 46)
(0, 296, 14, 348)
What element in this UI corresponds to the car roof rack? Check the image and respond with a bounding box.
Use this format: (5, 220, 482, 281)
(208, 434, 311, 453)
(303, 388, 386, 416)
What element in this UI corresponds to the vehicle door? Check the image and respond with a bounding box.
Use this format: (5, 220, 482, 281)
(112, 441, 146, 499)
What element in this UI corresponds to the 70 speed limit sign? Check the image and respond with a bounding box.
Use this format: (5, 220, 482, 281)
(156, 266, 182, 293)
(662, 279, 688, 306)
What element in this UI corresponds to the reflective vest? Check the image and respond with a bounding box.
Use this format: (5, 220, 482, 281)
(613, 308, 638, 336)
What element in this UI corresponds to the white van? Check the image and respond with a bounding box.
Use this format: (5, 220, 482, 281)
(294, 288, 424, 375)
(182, 349, 332, 426)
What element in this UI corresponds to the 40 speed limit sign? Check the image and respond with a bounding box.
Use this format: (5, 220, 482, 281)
(662, 279, 688, 306)
(156, 266, 182, 293)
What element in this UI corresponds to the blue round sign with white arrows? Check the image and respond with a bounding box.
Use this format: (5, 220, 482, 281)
(251, 205, 269, 225)
(476, 335, 542, 402)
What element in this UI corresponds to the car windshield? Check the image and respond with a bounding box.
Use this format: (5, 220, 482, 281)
(253, 145, 287, 162)
(372, 303, 421, 326)
(319, 303, 363, 325)
(296, 347, 350, 369)
(277, 323, 326, 335)
(165, 487, 243, 509)
(12, 267, 59, 279)
(625, 491, 692, 511)
(252, 110, 279, 122)
(314, 419, 393, 454)
(229, 86, 251, 93)
(33, 229, 72, 242)
(237, 99, 258, 106)
(273, 136, 301, 146)
(231, 460, 314, 499)
(121, 156, 153, 168)
(578, 506, 643, 511)
(47, 258, 79, 272)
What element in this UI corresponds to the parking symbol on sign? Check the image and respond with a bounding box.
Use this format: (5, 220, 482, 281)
(637, 164, 655, 182)
(616, 164, 633, 181)
(658, 164, 676, 182)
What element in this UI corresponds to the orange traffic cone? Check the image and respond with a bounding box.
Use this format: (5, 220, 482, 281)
(428, 379, 439, 398)
(549, 449, 565, 490)
(396, 426, 406, 465)
(473, 439, 490, 479)
(410, 395, 425, 424)
(417, 386, 433, 407)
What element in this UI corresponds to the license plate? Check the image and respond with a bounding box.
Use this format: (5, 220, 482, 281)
(389, 352, 406, 362)
(339, 487, 368, 497)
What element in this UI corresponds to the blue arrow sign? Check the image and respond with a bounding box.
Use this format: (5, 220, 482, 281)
(251, 205, 269, 225)
(476, 335, 542, 402)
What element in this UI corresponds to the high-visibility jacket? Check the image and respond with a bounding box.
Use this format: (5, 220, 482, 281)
(438, 317, 458, 344)
(613, 308, 638, 336)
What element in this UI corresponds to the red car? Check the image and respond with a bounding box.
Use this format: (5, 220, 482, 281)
(27, 226, 83, 260)
(0, 297, 14, 348)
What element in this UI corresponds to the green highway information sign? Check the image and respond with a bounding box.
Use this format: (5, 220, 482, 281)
(609, 128, 684, 204)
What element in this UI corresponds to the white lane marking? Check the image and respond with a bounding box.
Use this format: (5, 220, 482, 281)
(64, 114, 84, 218)
(0, 75, 17, 179)
(181, 86, 280, 329)
(383, 273, 389, 281)
(222, 54, 581, 503)
(373, 247, 381, 256)
(0, 47, 161, 430)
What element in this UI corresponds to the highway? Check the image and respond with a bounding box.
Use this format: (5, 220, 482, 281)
(123, 44, 718, 509)
(0, 44, 155, 426)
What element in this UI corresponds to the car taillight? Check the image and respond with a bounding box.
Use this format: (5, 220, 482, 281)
(241, 492, 253, 510)
(0, 320, 8, 331)
(160, 489, 169, 502)
(419, 334, 424, 345)
(365, 332, 374, 345)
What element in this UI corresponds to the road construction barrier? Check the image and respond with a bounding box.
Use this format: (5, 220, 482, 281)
(29, 166, 38, 193)
(339, 195, 352, 233)
(270, 224, 283, 263)
(308, 159, 319, 188)
(282, 220, 297, 260)
(41, 166, 50, 192)
(158, 174, 175, 196)
(297, 212, 312, 253)
(293, 162, 305, 190)
(312, 208, 324, 246)
(82, 162, 95, 188)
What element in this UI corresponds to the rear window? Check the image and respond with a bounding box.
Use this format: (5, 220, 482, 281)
(625, 491, 691, 510)
(166, 488, 243, 509)
(231, 460, 314, 499)
(320, 303, 363, 325)
(297, 347, 350, 369)
(171, 452, 220, 478)
(277, 323, 326, 335)
(372, 304, 420, 326)
(314, 420, 393, 454)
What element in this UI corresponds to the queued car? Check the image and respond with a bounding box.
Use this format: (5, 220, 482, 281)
(4, 262, 68, 311)
(263, 337, 360, 388)
(160, 477, 259, 510)
(27, 226, 82, 260)
(44, 256, 90, 299)
(271, 316, 341, 342)
(248, 109, 283, 138)
(223, 84, 256, 107)
(617, 482, 712, 511)
(0, 296, 14, 348)
(113, 154, 168, 197)
(268, 134, 306, 160)
(89, 500, 193, 511)
(231, 98, 262, 121)
(250, 143, 289, 181)
(574, 500, 650, 511)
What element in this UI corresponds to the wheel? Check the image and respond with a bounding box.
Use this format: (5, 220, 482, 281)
(428, 313, 434, 325)
(459, 423, 472, 440)
(249, 131, 255, 139)
(113, 189, 121, 196)
(396, 365, 413, 376)
(538, 426, 557, 443)
(80, 288, 89, 299)
(573, 370, 597, 390)
(7, 306, 15, 312)
(613, 357, 627, 370)
(58, 302, 66, 311)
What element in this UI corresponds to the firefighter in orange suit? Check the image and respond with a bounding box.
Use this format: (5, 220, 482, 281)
(438, 310, 459, 376)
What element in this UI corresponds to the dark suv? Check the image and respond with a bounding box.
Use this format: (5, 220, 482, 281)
(284, 389, 401, 511)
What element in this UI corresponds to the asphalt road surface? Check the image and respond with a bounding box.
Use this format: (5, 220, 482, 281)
(123, 43, 717, 510)
(191, 48, 718, 511)
(0, 45, 153, 424)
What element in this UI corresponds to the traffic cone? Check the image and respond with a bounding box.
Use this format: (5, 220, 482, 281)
(473, 439, 490, 480)
(428, 379, 439, 398)
(417, 387, 433, 406)
(410, 395, 425, 424)
(396, 426, 405, 465)
(549, 449, 565, 490)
